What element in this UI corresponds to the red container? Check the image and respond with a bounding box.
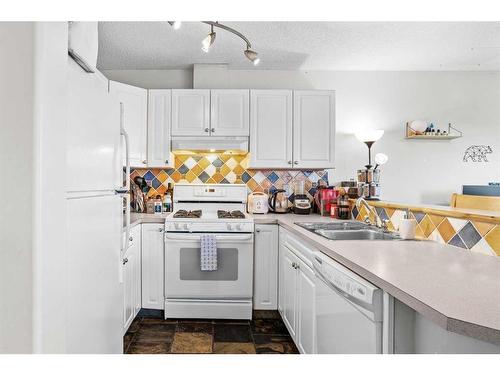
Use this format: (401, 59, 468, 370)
(315, 188, 340, 216)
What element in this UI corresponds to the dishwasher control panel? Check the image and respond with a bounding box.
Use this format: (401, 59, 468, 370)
(313, 252, 378, 305)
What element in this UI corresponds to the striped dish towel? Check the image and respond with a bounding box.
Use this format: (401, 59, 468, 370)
(200, 234, 218, 271)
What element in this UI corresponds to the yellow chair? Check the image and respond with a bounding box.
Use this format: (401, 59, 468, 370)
(451, 193, 500, 212)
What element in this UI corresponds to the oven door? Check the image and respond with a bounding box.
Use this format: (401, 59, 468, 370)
(165, 232, 254, 299)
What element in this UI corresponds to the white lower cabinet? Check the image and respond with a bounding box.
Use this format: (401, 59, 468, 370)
(141, 223, 165, 310)
(253, 224, 279, 310)
(278, 228, 317, 354)
(123, 225, 141, 333)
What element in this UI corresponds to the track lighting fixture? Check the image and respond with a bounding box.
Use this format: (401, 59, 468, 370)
(167, 21, 182, 30)
(168, 21, 261, 65)
(201, 24, 216, 53)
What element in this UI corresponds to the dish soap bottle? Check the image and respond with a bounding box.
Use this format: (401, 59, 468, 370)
(163, 193, 172, 213)
(154, 195, 163, 214)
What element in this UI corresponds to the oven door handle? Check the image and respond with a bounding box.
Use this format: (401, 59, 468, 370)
(164, 233, 253, 242)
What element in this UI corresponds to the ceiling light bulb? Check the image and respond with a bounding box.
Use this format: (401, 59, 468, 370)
(244, 49, 259, 64)
(168, 21, 182, 30)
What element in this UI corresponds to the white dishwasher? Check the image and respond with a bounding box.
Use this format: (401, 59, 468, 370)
(313, 252, 384, 354)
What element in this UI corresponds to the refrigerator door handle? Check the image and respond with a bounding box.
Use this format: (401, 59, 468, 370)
(119, 102, 131, 254)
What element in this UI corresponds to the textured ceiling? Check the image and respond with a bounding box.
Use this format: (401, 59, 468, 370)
(98, 22, 500, 71)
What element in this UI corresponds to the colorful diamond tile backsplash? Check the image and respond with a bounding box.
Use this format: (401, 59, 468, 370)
(350, 205, 500, 257)
(130, 153, 329, 208)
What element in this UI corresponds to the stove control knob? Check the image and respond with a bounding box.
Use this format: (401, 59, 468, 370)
(184, 223, 191, 231)
(226, 223, 233, 231)
(174, 223, 182, 230)
(236, 224, 243, 231)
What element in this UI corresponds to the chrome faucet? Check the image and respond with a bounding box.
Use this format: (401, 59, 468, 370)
(355, 197, 388, 229)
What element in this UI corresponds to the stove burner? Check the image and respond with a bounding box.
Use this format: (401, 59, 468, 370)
(217, 210, 246, 219)
(173, 210, 202, 218)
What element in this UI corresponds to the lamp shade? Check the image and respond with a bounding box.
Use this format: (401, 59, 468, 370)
(355, 129, 384, 143)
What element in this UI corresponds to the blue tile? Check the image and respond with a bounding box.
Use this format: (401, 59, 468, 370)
(302, 171, 312, 177)
(412, 212, 426, 223)
(151, 177, 162, 189)
(448, 234, 467, 249)
(166, 169, 175, 176)
(376, 207, 389, 221)
(178, 164, 189, 174)
(143, 171, 155, 181)
(242, 172, 252, 183)
(198, 171, 210, 183)
(212, 158, 224, 168)
(269, 186, 277, 194)
(220, 178, 229, 184)
(308, 188, 317, 197)
(352, 206, 359, 219)
(267, 172, 279, 183)
(458, 222, 482, 249)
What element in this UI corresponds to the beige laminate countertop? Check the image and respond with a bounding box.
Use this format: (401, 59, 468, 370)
(128, 212, 500, 345)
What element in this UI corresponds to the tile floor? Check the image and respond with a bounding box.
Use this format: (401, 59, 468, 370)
(124, 310, 299, 354)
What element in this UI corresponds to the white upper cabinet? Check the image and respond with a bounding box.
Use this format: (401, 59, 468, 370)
(109, 81, 148, 168)
(249, 90, 293, 169)
(210, 90, 250, 136)
(148, 90, 172, 168)
(171, 89, 210, 136)
(293, 90, 335, 169)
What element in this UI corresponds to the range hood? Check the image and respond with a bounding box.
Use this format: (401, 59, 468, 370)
(171, 136, 249, 154)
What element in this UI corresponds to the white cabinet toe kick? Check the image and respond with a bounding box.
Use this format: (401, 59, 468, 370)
(164, 299, 253, 320)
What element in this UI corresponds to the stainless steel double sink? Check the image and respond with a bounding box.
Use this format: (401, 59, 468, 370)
(295, 221, 401, 241)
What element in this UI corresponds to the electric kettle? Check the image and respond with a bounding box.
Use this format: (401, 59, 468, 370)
(268, 189, 289, 213)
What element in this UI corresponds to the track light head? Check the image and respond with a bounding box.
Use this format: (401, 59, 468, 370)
(201, 25, 216, 53)
(244, 49, 260, 65)
(167, 21, 182, 30)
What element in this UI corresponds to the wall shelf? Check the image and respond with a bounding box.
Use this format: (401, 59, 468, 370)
(405, 122, 463, 140)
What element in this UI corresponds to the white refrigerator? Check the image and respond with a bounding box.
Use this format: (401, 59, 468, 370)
(66, 58, 124, 353)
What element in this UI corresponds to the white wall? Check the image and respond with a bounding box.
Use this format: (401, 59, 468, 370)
(103, 67, 500, 205)
(0, 22, 35, 353)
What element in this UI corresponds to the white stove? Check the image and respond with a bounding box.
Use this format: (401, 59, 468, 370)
(164, 183, 254, 320)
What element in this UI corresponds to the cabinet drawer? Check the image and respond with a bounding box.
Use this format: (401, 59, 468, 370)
(280, 228, 315, 269)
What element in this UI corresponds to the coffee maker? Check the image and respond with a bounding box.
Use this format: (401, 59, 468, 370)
(292, 181, 311, 215)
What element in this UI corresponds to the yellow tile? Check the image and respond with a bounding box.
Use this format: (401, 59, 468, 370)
(191, 164, 203, 177)
(212, 173, 224, 183)
(358, 205, 369, 220)
(419, 215, 436, 238)
(156, 184, 167, 195)
(220, 164, 231, 176)
(415, 224, 425, 239)
(485, 226, 500, 256)
(472, 221, 495, 237)
(206, 177, 217, 184)
(428, 214, 445, 227)
(233, 164, 245, 175)
(185, 171, 197, 182)
(171, 171, 181, 182)
(386, 221, 396, 232)
(174, 157, 183, 169)
(156, 170, 168, 183)
(385, 207, 396, 218)
(247, 179, 258, 191)
(437, 218, 456, 243)
(197, 158, 210, 170)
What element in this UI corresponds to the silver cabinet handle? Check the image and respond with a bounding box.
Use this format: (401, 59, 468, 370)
(158, 228, 164, 232)
(123, 258, 128, 265)
(293, 161, 298, 165)
(129, 236, 133, 242)
(142, 160, 147, 164)
(165, 160, 169, 164)
(204, 128, 209, 132)
(255, 229, 261, 233)
(288, 161, 292, 165)
(291, 262, 296, 269)
(211, 128, 215, 133)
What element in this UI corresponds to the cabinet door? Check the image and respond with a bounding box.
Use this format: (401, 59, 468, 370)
(296, 259, 316, 354)
(141, 223, 165, 310)
(210, 90, 249, 136)
(109, 81, 148, 168)
(281, 247, 299, 339)
(130, 226, 142, 316)
(148, 90, 172, 168)
(123, 243, 136, 332)
(253, 225, 279, 310)
(249, 90, 293, 168)
(171, 89, 210, 136)
(293, 90, 335, 169)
